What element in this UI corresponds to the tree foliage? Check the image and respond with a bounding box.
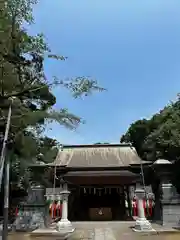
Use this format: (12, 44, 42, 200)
(120, 96, 180, 192)
(0, 0, 105, 189)
(120, 97, 180, 162)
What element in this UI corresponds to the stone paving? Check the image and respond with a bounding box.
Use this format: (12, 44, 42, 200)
(7, 221, 180, 240)
(69, 221, 180, 240)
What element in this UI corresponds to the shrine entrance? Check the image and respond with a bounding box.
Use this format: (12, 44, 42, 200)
(62, 170, 138, 221)
(68, 186, 127, 221)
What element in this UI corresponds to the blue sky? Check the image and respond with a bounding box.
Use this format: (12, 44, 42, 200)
(29, 0, 180, 144)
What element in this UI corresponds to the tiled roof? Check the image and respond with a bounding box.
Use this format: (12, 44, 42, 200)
(49, 144, 142, 168)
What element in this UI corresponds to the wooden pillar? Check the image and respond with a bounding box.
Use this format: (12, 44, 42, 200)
(120, 186, 126, 220)
(151, 179, 162, 223)
(126, 185, 132, 219)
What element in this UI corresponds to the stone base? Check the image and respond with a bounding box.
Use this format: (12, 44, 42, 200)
(56, 219, 74, 232)
(133, 217, 155, 232)
(162, 204, 180, 227)
(30, 228, 75, 240)
(13, 206, 46, 231)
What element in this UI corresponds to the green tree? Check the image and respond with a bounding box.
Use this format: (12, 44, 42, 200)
(120, 119, 151, 159)
(120, 96, 180, 192)
(0, 0, 105, 189)
(120, 99, 180, 161)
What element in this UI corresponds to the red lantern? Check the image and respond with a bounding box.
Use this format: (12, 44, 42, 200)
(56, 202, 62, 218)
(149, 199, 153, 216)
(143, 199, 146, 216)
(49, 201, 56, 218)
(53, 202, 57, 218)
(133, 196, 138, 216)
(15, 207, 18, 217)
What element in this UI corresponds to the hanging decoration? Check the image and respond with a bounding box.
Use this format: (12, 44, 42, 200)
(99, 188, 103, 196)
(56, 195, 62, 218)
(49, 195, 55, 219)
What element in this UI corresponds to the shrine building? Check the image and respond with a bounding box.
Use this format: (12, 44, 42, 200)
(45, 143, 150, 221)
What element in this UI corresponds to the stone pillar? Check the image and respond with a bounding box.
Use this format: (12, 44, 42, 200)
(56, 185, 63, 218)
(61, 184, 69, 221)
(126, 186, 132, 219)
(133, 188, 155, 232)
(56, 183, 74, 232)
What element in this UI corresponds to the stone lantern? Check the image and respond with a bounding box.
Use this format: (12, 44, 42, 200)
(56, 178, 74, 233)
(30, 179, 75, 240)
(152, 159, 180, 227)
(14, 184, 46, 231)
